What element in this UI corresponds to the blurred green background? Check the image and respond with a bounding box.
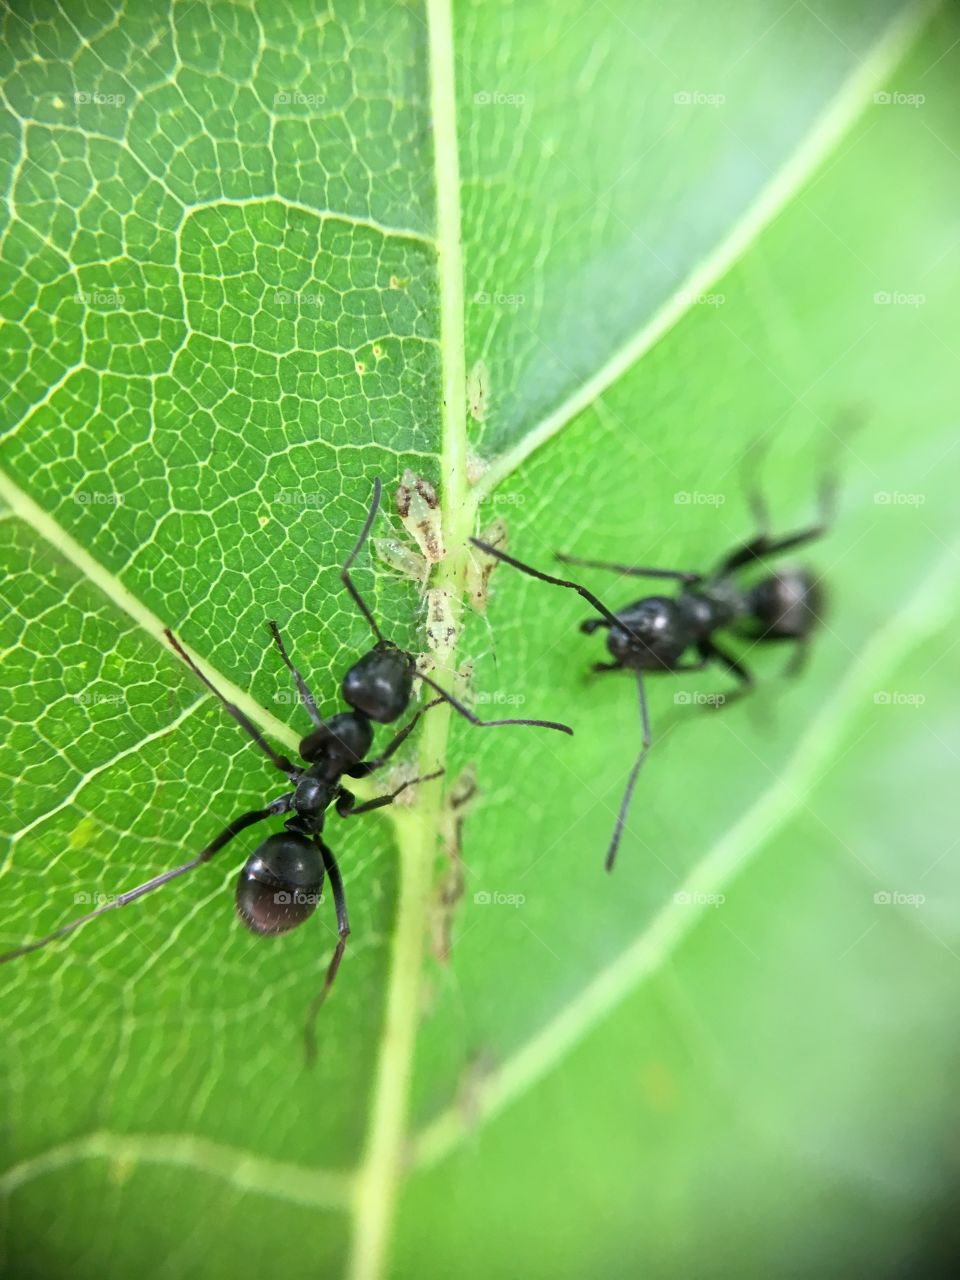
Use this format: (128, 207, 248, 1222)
(2, 1, 959, 1277)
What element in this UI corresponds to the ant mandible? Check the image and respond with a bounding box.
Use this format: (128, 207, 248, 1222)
(472, 451, 837, 873)
(1, 478, 572, 1059)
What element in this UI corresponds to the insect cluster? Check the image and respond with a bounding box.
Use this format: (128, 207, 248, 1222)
(3, 451, 836, 1057)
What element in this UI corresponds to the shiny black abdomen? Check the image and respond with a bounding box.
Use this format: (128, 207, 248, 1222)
(744, 567, 824, 638)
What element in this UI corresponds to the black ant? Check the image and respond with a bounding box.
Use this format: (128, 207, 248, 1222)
(472, 452, 837, 872)
(1, 479, 572, 1059)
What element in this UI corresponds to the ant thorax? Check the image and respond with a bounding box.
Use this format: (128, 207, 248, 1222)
(292, 766, 339, 827)
(677, 579, 747, 638)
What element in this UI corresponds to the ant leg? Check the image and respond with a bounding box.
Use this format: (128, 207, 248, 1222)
(470, 538, 622, 629)
(344, 698, 444, 778)
(712, 431, 845, 577)
(341, 478, 388, 645)
(697, 639, 754, 710)
(754, 632, 812, 677)
(336, 769, 445, 817)
(555, 552, 702, 585)
(0, 795, 293, 964)
(416, 669, 573, 736)
(591, 660, 623, 674)
(267, 621, 322, 728)
(784, 637, 811, 678)
(605, 672, 652, 873)
(164, 629, 297, 775)
(304, 838, 350, 1065)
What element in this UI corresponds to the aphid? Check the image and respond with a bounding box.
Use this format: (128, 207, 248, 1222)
(472, 450, 837, 872)
(2, 480, 571, 1058)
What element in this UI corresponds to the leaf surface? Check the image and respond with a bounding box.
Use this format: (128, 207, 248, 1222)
(2, 3, 959, 1278)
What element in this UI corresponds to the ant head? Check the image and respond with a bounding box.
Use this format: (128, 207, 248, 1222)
(342, 643, 413, 723)
(606, 596, 687, 669)
(299, 711, 374, 769)
(236, 831, 323, 936)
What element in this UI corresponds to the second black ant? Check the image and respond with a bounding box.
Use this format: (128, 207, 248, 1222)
(473, 449, 838, 872)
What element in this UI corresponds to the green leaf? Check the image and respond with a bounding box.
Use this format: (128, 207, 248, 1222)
(2, 2, 959, 1278)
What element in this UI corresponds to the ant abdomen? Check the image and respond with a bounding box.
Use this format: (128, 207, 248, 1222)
(747, 569, 824, 639)
(236, 832, 323, 936)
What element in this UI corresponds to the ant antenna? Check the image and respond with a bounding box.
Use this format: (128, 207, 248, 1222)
(469, 538, 624, 629)
(341, 478, 388, 645)
(416, 667, 572, 735)
(605, 672, 652, 872)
